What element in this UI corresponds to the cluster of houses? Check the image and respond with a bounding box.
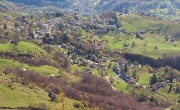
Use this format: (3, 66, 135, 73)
(71, 54, 106, 70)
(113, 60, 137, 84)
(112, 60, 171, 91)
(70, 0, 98, 16)
(164, 35, 175, 42)
(8, 11, 121, 52)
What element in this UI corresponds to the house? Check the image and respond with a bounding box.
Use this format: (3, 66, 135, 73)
(4, 16, 8, 20)
(90, 63, 97, 68)
(73, 60, 79, 65)
(152, 82, 164, 91)
(176, 77, 180, 82)
(164, 35, 171, 41)
(135, 32, 145, 40)
(140, 30, 146, 34)
(170, 38, 175, 42)
(81, 60, 88, 66)
(155, 83, 162, 89)
(123, 43, 129, 47)
(41, 24, 49, 31)
(61, 43, 67, 49)
(124, 10, 130, 15)
(178, 100, 180, 103)
(118, 60, 125, 67)
(68, 45, 74, 50)
(14, 28, 21, 32)
(37, 35, 45, 39)
(11, 40, 18, 45)
(50, 74, 56, 77)
(113, 66, 121, 74)
(83, 68, 92, 74)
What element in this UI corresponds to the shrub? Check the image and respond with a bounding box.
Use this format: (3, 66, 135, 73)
(28, 83, 35, 89)
(175, 82, 180, 93)
(73, 102, 84, 108)
(29, 102, 49, 110)
(4, 66, 12, 74)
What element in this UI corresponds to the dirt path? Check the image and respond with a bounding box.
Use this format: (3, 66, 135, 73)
(105, 76, 115, 90)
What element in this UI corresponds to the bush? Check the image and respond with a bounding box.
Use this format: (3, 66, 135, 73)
(175, 82, 180, 93)
(4, 66, 12, 74)
(29, 102, 49, 110)
(28, 83, 35, 89)
(73, 102, 84, 108)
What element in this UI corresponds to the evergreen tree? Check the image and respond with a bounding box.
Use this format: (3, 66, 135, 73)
(5, 31, 8, 36)
(132, 70, 137, 79)
(168, 84, 172, 93)
(150, 73, 157, 85)
(124, 63, 128, 73)
(4, 24, 7, 29)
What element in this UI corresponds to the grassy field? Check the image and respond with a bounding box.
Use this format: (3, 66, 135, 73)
(113, 77, 133, 93)
(0, 12, 13, 18)
(94, 34, 180, 58)
(119, 15, 180, 36)
(95, 33, 180, 58)
(0, 57, 83, 84)
(128, 67, 153, 85)
(154, 80, 180, 98)
(0, 58, 60, 76)
(0, 41, 50, 57)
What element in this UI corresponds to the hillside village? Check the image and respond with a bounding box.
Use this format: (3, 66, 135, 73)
(1, 2, 180, 109)
(1, 10, 180, 91)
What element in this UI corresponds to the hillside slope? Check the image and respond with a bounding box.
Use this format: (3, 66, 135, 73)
(96, 0, 180, 20)
(0, 73, 82, 109)
(120, 15, 180, 38)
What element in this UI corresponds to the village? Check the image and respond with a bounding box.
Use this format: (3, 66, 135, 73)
(1, 0, 180, 109)
(1, 10, 180, 94)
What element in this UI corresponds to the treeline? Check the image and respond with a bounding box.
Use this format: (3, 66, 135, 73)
(5, 67, 162, 110)
(123, 53, 180, 71)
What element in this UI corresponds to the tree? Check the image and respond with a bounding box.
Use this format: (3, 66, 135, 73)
(43, 36, 49, 44)
(150, 73, 157, 85)
(4, 66, 11, 74)
(168, 84, 172, 94)
(48, 92, 56, 101)
(132, 70, 137, 79)
(14, 33, 19, 42)
(109, 76, 114, 84)
(131, 41, 136, 48)
(4, 24, 7, 30)
(63, 56, 70, 69)
(56, 12, 64, 17)
(124, 63, 128, 73)
(155, 46, 158, 49)
(175, 82, 180, 93)
(5, 31, 8, 36)
(132, 89, 149, 102)
(57, 91, 66, 110)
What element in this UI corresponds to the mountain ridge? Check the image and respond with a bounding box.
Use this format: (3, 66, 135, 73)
(8, 0, 67, 6)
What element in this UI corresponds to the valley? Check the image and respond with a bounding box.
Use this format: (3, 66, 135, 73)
(0, 0, 180, 110)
